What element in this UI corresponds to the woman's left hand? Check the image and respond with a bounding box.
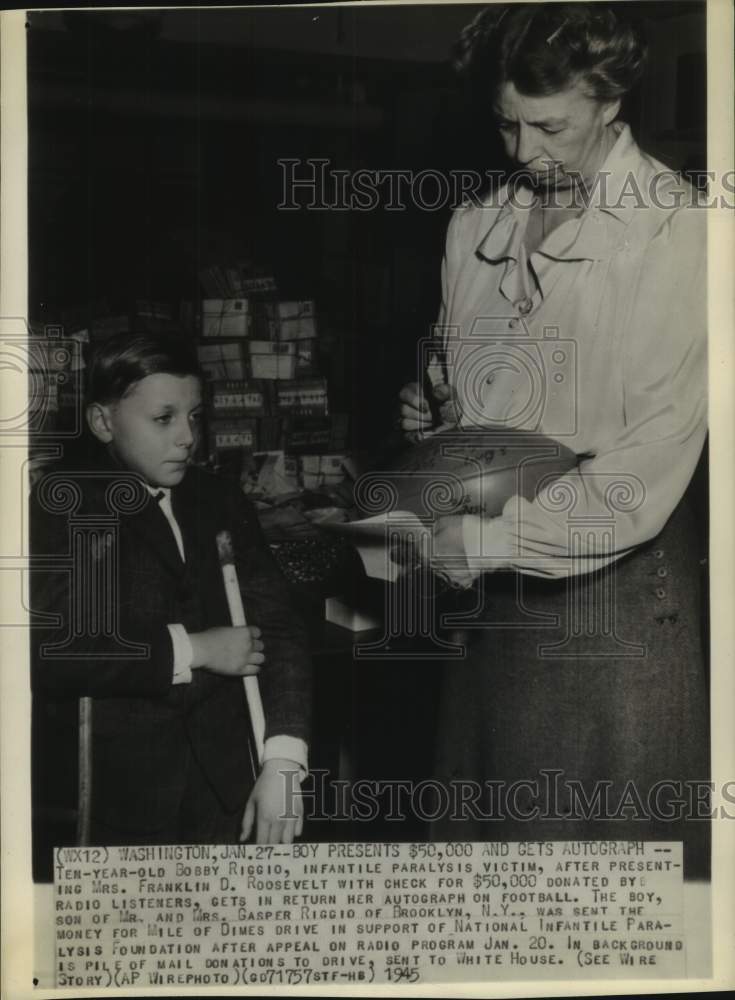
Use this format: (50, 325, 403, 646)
(390, 516, 476, 590)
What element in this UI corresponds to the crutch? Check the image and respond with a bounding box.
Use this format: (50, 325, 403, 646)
(76, 697, 93, 846)
(216, 531, 266, 766)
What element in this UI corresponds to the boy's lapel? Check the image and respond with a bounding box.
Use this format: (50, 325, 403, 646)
(71, 445, 187, 577)
(170, 469, 211, 577)
(125, 492, 186, 577)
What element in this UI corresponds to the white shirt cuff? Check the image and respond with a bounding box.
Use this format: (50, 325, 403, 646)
(168, 623, 193, 684)
(461, 514, 514, 576)
(263, 736, 309, 777)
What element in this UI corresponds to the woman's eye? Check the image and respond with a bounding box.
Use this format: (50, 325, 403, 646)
(540, 127, 563, 135)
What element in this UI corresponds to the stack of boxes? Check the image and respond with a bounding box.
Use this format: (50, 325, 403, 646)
(38, 273, 350, 499)
(196, 265, 349, 494)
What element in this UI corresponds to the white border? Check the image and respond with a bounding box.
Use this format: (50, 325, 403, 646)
(2, 2, 733, 996)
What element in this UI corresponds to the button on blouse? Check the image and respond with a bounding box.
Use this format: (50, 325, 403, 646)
(437, 124, 707, 579)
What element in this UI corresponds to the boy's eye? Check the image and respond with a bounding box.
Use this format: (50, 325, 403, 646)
(154, 414, 172, 424)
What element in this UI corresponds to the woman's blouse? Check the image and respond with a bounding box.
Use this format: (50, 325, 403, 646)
(438, 122, 707, 579)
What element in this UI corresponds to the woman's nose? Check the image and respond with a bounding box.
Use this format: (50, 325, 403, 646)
(515, 125, 540, 166)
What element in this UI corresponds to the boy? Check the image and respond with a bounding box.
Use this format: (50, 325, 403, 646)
(31, 332, 310, 847)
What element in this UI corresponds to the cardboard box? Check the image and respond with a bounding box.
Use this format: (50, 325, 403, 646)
(207, 417, 258, 454)
(266, 300, 316, 341)
(135, 300, 172, 321)
(276, 377, 329, 416)
(210, 379, 271, 417)
(197, 342, 246, 380)
(300, 453, 346, 490)
(242, 450, 300, 499)
(257, 417, 283, 452)
(241, 275, 277, 294)
(290, 338, 318, 375)
(202, 299, 252, 339)
(283, 413, 349, 454)
(248, 340, 297, 380)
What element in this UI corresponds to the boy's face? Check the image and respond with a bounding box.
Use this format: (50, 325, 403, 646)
(89, 373, 203, 487)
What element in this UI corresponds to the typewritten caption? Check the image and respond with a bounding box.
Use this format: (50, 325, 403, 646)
(54, 841, 685, 987)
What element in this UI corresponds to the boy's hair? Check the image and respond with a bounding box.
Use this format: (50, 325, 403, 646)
(85, 331, 203, 405)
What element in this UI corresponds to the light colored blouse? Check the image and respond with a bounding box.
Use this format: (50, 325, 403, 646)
(437, 123, 707, 579)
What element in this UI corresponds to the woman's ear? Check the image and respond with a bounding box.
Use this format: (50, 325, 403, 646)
(602, 98, 621, 126)
(86, 402, 114, 443)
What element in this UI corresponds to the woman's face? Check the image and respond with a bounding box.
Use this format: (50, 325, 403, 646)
(493, 80, 620, 190)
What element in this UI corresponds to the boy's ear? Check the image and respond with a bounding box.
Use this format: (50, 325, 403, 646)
(86, 402, 114, 444)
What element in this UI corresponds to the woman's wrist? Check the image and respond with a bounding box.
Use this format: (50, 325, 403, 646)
(462, 513, 513, 573)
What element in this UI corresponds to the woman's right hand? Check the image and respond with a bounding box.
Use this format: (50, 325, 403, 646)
(189, 625, 264, 676)
(398, 381, 457, 436)
(398, 382, 433, 435)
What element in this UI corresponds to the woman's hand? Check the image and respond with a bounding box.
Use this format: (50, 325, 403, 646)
(430, 516, 477, 589)
(240, 759, 303, 844)
(398, 381, 459, 438)
(398, 382, 433, 435)
(390, 516, 476, 590)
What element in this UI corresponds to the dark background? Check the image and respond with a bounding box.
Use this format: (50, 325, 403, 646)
(28, 2, 707, 868)
(28, 1, 706, 451)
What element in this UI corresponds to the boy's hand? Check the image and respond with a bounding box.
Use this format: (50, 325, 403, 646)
(189, 625, 264, 676)
(240, 759, 303, 844)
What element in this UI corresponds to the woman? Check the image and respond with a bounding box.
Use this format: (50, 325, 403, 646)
(399, 3, 709, 877)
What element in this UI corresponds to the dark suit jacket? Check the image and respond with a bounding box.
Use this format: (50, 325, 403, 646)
(30, 448, 311, 838)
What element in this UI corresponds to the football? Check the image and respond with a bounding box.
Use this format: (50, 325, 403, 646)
(356, 428, 578, 519)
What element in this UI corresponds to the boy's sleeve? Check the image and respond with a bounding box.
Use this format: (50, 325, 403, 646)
(231, 492, 312, 746)
(30, 489, 175, 699)
(263, 735, 308, 772)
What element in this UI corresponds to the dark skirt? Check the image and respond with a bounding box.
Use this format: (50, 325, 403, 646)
(432, 490, 710, 879)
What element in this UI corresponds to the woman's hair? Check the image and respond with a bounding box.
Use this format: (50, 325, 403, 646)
(454, 2, 647, 104)
(85, 330, 202, 404)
